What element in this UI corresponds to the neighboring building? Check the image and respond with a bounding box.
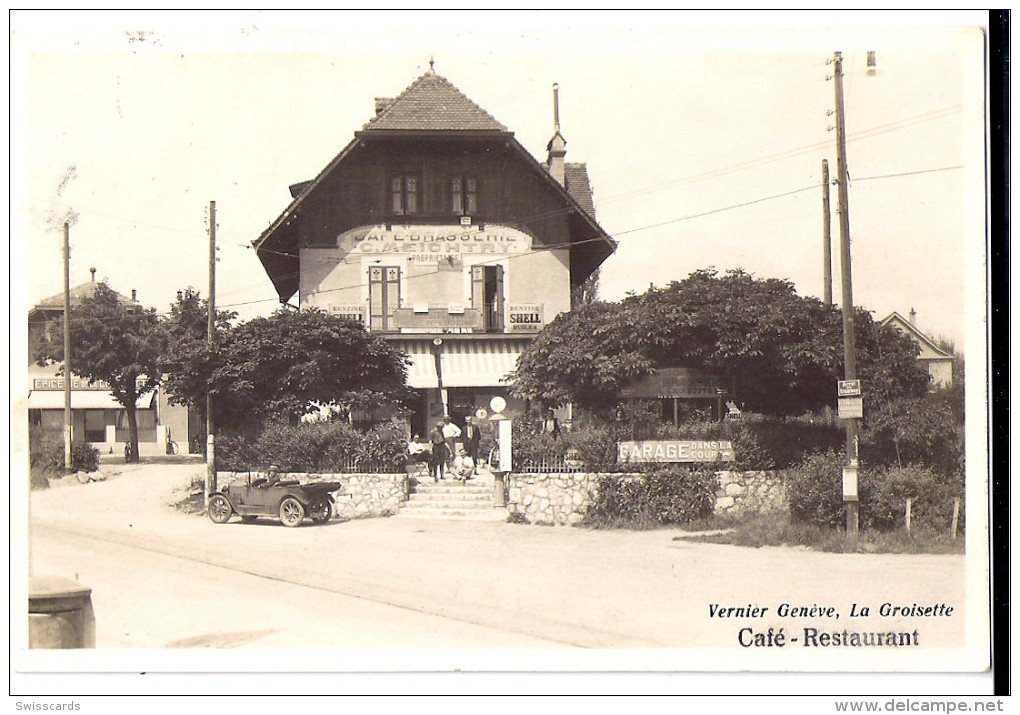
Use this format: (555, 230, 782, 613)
(880, 310, 954, 388)
(27, 269, 193, 455)
(253, 69, 616, 435)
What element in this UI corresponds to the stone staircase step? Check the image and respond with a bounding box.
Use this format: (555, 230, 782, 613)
(400, 477, 507, 520)
(394, 506, 508, 521)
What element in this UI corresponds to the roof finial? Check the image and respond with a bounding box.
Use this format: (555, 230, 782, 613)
(428, 56, 435, 73)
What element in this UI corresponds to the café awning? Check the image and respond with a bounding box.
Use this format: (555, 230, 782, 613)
(398, 338, 526, 389)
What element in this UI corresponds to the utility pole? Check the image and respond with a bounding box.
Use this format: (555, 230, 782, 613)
(821, 159, 833, 306)
(62, 222, 72, 473)
(832, 51, 860, 547)
(206, 201, 217, 501)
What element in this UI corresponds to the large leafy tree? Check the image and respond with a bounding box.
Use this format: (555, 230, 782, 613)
(34, 282, 163, 462)
(207, 308, 414, 434)
(511, 268, 930, 417)
(159, 287, 237, 437)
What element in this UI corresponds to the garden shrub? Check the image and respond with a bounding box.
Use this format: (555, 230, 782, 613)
(581, 464, 718, 529)
(785, 450, 846, 529)
(785, 452, 965, 536)
(725, 416, 844, 471)
(861, 465, 964, 533)
(30, 427, 101, 481)
(215, 419, 407, 473)
(861, 394, 964, 477)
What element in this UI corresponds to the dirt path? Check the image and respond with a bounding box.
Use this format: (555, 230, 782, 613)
(25, 464, 977, 668)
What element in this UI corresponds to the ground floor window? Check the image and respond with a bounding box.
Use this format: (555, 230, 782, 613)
(115, 409, 157, 442)
(84, 409, 106, 443)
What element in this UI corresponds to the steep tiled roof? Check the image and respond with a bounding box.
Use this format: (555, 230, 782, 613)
(361, 71, 509, 133)
(563, 163, 596, 218)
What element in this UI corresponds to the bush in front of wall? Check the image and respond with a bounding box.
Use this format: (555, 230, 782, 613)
(861, 464, 964, 534)
(785, 451, 965, 536)
(30, 427, 101, 479)
(785, 450, 846, 530)
(581, 464, 718, 529)
(215, 419, 407, 474)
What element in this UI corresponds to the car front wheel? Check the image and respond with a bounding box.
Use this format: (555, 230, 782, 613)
(279, 497, 304, 527)
(208, 495, 232, 524)
(309, 497, 332, 523)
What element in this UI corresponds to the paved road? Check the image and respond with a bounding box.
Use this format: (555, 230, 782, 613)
(23, 463, 974, 669)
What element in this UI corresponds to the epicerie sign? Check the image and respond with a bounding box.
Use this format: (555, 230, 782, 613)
(507, 304, 543, 332)
(618, 440, 735, 463)
(32, 377, 112, 391)
(337, 224, 533, 256)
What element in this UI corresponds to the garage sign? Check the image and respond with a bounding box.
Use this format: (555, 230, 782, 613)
(618, 440, 735, 463)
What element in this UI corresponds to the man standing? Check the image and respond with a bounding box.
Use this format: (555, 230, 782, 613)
(462, 414, 481, 476)
(441, 416, 462, 468)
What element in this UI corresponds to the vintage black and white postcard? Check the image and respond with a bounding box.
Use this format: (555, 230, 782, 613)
(10, 9, 998, 702)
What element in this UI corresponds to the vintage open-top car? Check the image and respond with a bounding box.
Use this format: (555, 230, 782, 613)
(207, 474, 343, 527)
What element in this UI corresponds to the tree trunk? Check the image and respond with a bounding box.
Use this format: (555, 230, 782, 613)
(126, 403, 140, 463)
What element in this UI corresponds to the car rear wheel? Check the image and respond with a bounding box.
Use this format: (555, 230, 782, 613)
(309, 497, 332, 523)
(207, 495, 232, 524)
(279, 497, 304, 527)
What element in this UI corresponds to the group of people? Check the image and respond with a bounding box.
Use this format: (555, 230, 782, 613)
(408, 415, 482, 481)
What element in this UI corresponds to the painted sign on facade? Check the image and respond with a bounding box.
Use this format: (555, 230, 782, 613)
(393, 307, 483, 332)
(32, 377, 112, 391)
(621, 368, 725, 399)
(328, 304, 365, 323)
(337, 224, 534, 257)
(618, 440, 735, 463)
(507, 304, 543, 332)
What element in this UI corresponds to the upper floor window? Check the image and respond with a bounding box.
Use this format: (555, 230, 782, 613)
(472, 264, 504, 332)
(369, 265, 401, 331)
(391, 175, 418, 215)
(452, 177, 477, 215)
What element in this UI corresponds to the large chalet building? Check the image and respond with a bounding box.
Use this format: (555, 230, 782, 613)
(253, 69, 616, 435)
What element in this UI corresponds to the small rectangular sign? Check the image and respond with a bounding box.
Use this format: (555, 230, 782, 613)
(842, 465, 859, 500)
(329, 304, 365, 323)
(837, 379, 862, 397)
(618, 440, 735, 463)
(838, 396, 864, 419)
(507, 304, 543, 332)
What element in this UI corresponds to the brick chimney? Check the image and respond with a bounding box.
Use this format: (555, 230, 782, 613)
(546, 83, 566, 186)
(909, 308, 916, 326)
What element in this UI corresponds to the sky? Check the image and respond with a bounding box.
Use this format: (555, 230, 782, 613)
(12, 11, 987, 355)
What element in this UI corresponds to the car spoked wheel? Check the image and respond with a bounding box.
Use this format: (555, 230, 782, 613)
(279, 497, 305, 528)
(309, 497, 332, 523)
(207, 495, 233, 524)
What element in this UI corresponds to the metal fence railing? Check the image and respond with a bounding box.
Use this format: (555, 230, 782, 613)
(336, 456, 405, 474)
(518, 456, 586, 473)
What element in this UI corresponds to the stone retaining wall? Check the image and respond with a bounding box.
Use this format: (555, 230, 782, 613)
(714, 470, 788, 517)
(507, 473, 604, 526)
(508, 470, 788, 525)
(217, 471, 407, 520)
